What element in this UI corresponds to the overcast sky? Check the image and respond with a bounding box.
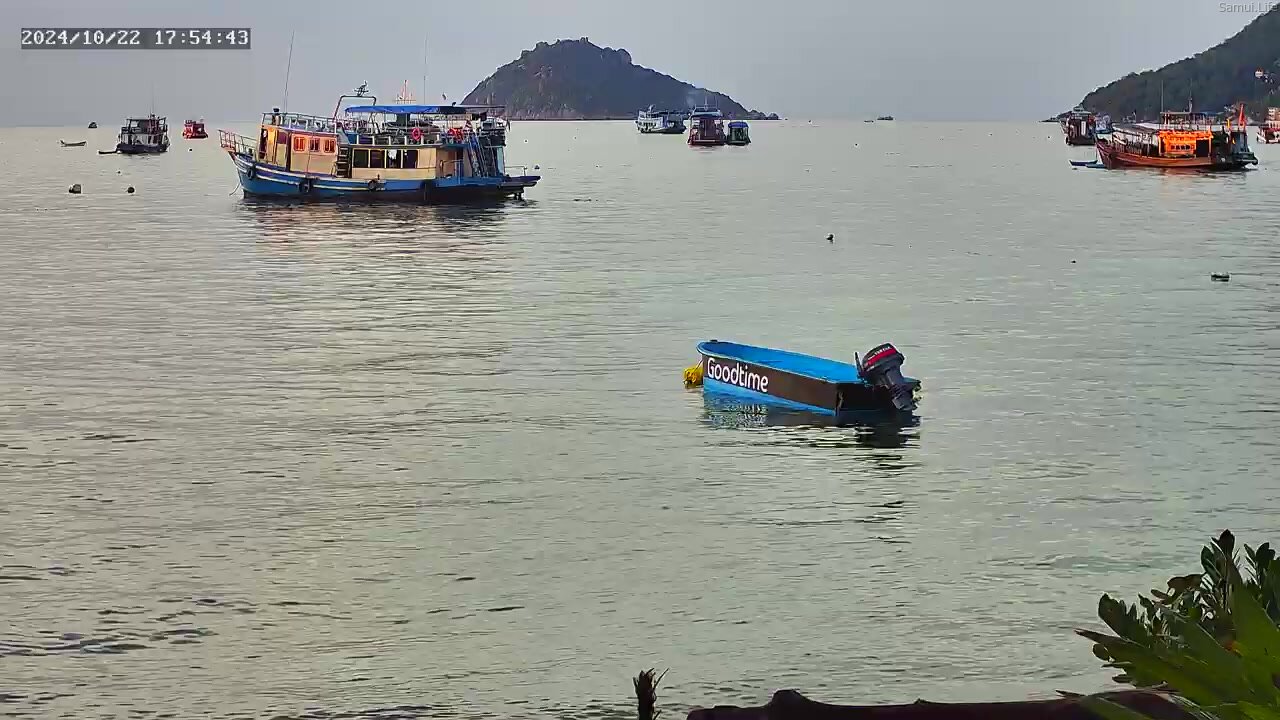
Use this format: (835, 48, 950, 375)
(0, 0, 1264, 125)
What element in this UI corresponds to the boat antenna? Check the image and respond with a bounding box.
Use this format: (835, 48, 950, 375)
(282, 31, 295, 113)
(422, 33, 428, 107)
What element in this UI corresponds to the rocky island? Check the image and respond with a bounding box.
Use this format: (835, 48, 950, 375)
(462, 38, 778, 121)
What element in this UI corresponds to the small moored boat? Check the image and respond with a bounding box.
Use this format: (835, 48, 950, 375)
(690, 340, 920, 415)
(877, 115, 894, 121)
(636, 106, 687, 134)
(117, 115, 169, 154)
(88, 121, 98, 128)
(725, 120, 751, 145)
(688, 106, 726, 146)
(183, 118, 208, 139)
(1259, 107, 1280, 144)
(1060, 105, 1097, 146)
(59, 140, 87, 147)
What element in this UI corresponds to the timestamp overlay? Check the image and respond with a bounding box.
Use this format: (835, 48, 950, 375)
(20, 28, 251, 49)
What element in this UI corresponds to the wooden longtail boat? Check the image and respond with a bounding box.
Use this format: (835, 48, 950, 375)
(1096, 106, 1257, 170)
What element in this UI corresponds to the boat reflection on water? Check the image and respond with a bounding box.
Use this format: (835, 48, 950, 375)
(237, 197, 523, 250)
(699, 393, 919, 449)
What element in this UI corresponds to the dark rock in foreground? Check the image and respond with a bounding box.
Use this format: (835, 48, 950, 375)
(687, 689, 1192, 720)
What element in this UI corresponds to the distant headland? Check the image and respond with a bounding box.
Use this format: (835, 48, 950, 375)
(462, 38, 779, 121)
(1063, 4, 1280, 120)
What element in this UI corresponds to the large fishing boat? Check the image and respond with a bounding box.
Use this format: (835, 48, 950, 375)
(117, 115, 169, 154)
(1096, 106, 1257, 170)
(183, 119, 208, 139)
(1060, 105, 1096, 146)
(1259, 107, 1280, 144)
(217, 89, 539, 202)
(688, 106, 725, 146)
(636, 106, 687, 134)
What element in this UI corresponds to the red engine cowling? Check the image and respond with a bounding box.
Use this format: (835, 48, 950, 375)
(859, 343, 915, 411)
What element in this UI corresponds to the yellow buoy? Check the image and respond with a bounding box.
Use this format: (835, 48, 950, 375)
(683, 363, 704, 388)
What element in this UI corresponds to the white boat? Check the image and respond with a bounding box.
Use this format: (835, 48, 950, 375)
(636, 106, 687, 134)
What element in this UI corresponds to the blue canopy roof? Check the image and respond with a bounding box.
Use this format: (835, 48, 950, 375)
(728, 120, 748, 127)
(342, 104, 496, 115)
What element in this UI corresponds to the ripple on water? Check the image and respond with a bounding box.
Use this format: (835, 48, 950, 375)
(0, 122, 1278, 718)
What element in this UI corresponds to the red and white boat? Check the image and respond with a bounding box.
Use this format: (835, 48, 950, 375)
(688, 106, 726, 146)
(1258, 107, 1280, 143)
(182, 119, 208, 139)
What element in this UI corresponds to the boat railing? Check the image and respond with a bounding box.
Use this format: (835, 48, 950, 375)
(218, 129, 257, 156)
(262, 112, 344, 133)
(262, 110, 507, 138)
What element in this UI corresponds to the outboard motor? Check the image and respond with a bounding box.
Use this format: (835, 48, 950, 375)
(858, 342, 915, 411)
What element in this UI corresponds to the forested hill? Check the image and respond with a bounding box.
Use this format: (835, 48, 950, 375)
(1078, 6, 1280, 119)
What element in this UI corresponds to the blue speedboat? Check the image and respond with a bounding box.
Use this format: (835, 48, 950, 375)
(692, 340, 920, 415)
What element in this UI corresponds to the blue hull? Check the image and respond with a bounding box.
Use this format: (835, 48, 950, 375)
(229, 153, 539, 203)
(696, 340, 919, 416)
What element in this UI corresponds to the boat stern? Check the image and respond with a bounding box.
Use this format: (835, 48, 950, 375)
(856, 342, 916, 412)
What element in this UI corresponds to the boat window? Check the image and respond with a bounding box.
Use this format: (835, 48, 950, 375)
(293, 135, 307, 152)
(352, 148, 369, 168)
(385, 149, 401, 169)
(277, 131, 289, 145)
(403, 149, 417, 169)
(369, 149, 385, 168)
(323, 139, 336, 154)
(308, 137, 320, 153)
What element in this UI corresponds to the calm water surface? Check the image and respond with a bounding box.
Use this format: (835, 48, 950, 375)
(1, 121, 1278, 719)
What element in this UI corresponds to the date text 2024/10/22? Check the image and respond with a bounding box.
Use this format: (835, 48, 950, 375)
(19, 28, 250, 49)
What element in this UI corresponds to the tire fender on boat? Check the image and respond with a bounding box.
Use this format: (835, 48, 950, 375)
(367, 178, 381, 192)
(298, 176, 314, 194)
(420, 180, 433, 204)
(246, 163, 257, 180)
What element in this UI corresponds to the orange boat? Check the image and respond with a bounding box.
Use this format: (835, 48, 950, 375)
(1096, 106, 1257, 170)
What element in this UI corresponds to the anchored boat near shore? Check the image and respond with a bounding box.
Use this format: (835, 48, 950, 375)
(117, 115, 169, 154)
(688, 106, 726, 146)
(688, 340, 919, 415)
(218, 90, 540, 202)
(1096, 106, 1256, 170)
(636, 106, 687, 134)
(1060, 106, 1097, 146)
(183, 119, 208, 139)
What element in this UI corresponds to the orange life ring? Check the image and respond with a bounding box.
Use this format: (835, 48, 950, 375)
(411, 127, 422, 141)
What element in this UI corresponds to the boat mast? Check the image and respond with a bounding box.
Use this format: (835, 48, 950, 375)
(282, 31, 295, 113)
